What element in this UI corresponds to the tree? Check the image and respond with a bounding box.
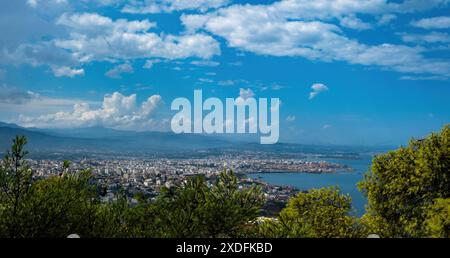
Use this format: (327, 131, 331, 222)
(22, 170, 100, 237)
(201, 170, 265, 237)
(251, 187, 363, 238)
(358, 124, 450, 237)
(0, 136, 115, 238)
(423, 198, 450, 238)
(152, 170, 264, 238)
(0, 136, 33, 238)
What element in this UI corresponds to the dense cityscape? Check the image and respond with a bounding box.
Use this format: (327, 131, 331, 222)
(28, 156, 351, 213)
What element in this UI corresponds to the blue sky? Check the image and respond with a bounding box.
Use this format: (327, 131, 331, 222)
(0, 0, 449, 146)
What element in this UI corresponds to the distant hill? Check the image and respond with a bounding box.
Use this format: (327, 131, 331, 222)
(0, 122, 394, 158)
(0, 121, 23, 129)
(32, 126, 134, 138)
(0, 124, 233, 157)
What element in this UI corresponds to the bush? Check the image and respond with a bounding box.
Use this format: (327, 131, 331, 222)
(151, 171, 265, 237)
(249, 187, 364, 238)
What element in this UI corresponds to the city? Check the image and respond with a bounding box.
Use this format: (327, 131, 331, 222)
(28, 156, 351, 214)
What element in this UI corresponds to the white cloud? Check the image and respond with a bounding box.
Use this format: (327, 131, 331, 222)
(309, 83, 328, 100)
(0, 84, 40, 104)
(55, 13, 221, 62)
(323, 124, 332, 130)
(377, 14, 397, 25)
(286, 115, 296, 122)
(105, 63, 134, 78)
(190, 60, 220, 67)
(412, 16, 450, 29)
(218, 80, 235, 86)
(56, 12, 157, 36)
(238, 88, 255, 100)
(143, 59, 162, 69)
(181, 0, 450, 77)
(4, 0, 450, 80)
(198, 78, 214, 83)
(0, 85, 103, 119)
(1, 42, 79, 70)
(400, 32, 450, 44)
(18, 92, 164, 130)
(1, 12, 221, 77)
(339, 14, 372, 30)
(115, 0, 449, 16)
(27, 0, 68, 8)
(52, 66, 85, 78)
(399, 75, 449, 81)
(27, 0, 38, 7)
(122, 0, 230, 14)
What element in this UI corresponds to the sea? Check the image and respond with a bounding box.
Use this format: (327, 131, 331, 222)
(248, 154, 374, 216)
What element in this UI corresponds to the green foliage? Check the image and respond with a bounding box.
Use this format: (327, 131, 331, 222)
(0, 136, 33, 237)
(0, 136, 122, 237)
(151, 171, 265, 238)
(249, 187, 363, 238)
(22, 170, 99, 237)
(358, 124, 450, 237)
(424, 198, 450, 238)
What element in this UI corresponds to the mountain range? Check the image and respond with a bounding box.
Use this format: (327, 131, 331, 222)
(0, 122, 393, 158)
(0, 122, 234, 157)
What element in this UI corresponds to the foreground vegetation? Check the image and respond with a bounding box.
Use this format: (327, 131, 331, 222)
(0, 125, 449, 238)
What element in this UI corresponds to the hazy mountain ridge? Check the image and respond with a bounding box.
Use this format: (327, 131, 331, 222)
(0, 122, 395, 158)
(0, 123, 232, 155)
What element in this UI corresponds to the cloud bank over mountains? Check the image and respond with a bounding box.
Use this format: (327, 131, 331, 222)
(18, 92, 165, 131)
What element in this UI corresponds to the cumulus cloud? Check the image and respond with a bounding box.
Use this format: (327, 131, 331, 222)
(52, 66, 85, 78)
(411, 16, 450, 29)
(309, 83, 328, 100)
(98, 0, 450, 16)
(1, 11, 221, 77)
(18, 92, 164, 130)
(3, 0, 450, 81)
(181, 0, 450, 77)
(56, 12, 157, 36)
(122, 0, 230, 14)
(105, 63, 134, 79)
(55, 13, 221, 62)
